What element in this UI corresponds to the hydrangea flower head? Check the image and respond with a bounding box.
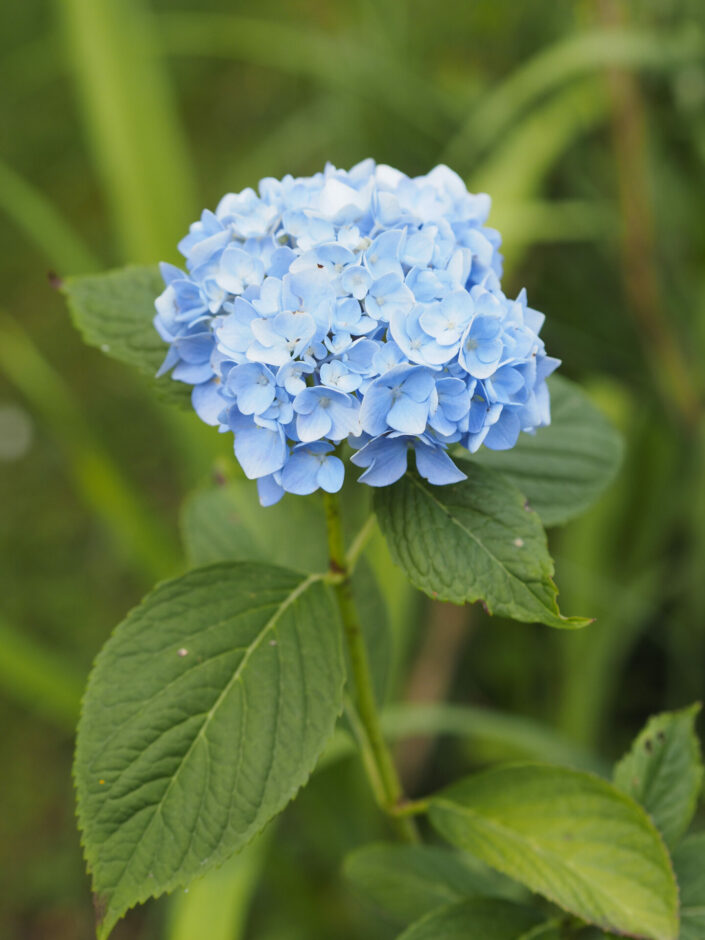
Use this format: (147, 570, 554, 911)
(155, 160, 559, 505)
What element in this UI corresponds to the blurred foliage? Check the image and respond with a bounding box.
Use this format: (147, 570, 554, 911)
(1, 0, 704, 937)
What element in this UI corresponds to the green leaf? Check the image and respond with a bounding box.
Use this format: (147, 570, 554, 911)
(182, 478, 391, 701)
(343, 842, 527, 925)
(429, 763, 679, 940)
(181, 481, 329, 572)
(75, 562, 345, 939)
(61, 265, 189, 406)
(373, 461, 589, 628)
(396, 899, 542, 940)
(469, 375, 623, 526)
(672, 833, 705, 940)
(613, 705, 703, 848)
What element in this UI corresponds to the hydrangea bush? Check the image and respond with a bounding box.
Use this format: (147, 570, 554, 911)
(154, 161, 558, 503)
(61, 163, 700, 940)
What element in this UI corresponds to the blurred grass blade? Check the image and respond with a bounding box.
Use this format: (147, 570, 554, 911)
(158, 12, 451, 139)
(381, 703, 605, 773)
(168, 830, 271, 940)
(445, 25, 705, 169)
(0, 34, 61, 103)
(469, 80, 609, 276)
(0, 616, 82, 731)
(0, 160, 99, 274)
(55, 0, 196, 261)
(320, 703, 604, 774)
(495, 200, 610, 251)
(553, 383, 665, 748)
(0, 314, 179, 583)
(222, 97, 343, 193)
(471, 80, 607, 201)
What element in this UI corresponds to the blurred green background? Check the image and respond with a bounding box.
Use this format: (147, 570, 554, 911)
(1, 0, 704, 937)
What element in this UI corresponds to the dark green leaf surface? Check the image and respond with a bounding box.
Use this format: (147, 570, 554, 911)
(673, 833, 705, 940)
(374, 463, 589, 628)
(613, 705, 703, 848)
(62, 265, 189, 405)
(396, 898, 542, 940)
(75, 562, 345, 939)
(429, 763, 679, 940)
(343, 842, 526, 924)
(469, 375, 623, 526)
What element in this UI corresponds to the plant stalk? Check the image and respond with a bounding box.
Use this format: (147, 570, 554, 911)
(322, 491, 419, 842)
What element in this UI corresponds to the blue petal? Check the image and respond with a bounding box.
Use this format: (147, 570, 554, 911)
(414, 444, 466, 485)
(387, 396, 429, 435)
(233, 418, 286, 478)
(257, 473, 285, 506)
(317, 455, 344, 493)
(281, 450, 319, 494)
(192, 380, 224, 426)
(297, 407, 331, 442)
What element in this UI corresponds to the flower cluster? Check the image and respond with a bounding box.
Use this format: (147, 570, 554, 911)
(154, 160, 559, 505)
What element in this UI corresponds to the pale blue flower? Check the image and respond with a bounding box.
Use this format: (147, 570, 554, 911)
(216, 244, 265, 295)
(364, 230, 404, 279)
(459, 314, 504, 379)
(225, 362, 277, 415)
(248, 311, 316, 367)
(281, 442, 344, 495)
(390, 304, 456, 367)
(419, 291, 474, 347)
(350, 433, 466, 486)
(293, 386, 360, 442)
(227, 411, 287, 479)
(365, 274, 414, 323)
(360, 365, 436, 436)
(155, 160, 559, 505)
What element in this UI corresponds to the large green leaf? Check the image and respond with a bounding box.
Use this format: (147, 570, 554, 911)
(75, 562, 345, 939)
(429, 763, 679, 940)
(613, 705, 703, 848)
(396, 898, 542, 940)
(343, 842, 526, 925)
(469, 375, 623, 526)
(672, 833, 705, 940)
(182, 478, 391, 701)
(374, 462, 589, 628)
(62, 265, 189, 406)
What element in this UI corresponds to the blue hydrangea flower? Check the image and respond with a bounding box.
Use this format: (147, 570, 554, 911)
(154, 160, 559, 504)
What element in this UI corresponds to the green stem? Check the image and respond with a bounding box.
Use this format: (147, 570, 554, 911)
(322, 491, 419, 843)
(345, 514, 377, 574)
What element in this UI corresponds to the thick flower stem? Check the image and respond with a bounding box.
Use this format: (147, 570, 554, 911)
(322, 491, 419, 843)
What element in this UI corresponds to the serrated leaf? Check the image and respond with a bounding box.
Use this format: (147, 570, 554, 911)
(373, 462, 589, 628)
(62, 265, 189, 406)
(469, 375, 623, 526)
(397, 898, 542, 940)
(672, 833, 705, 940)
(343, 842, 527, 925)
(429, 763, 679, 940)
(613, 705, 703, 848)
(181, 478, 391, 701)
(75, 562, 345, 939)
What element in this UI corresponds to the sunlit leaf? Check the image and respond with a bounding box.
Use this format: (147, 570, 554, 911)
(430, 763, 679, 939)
